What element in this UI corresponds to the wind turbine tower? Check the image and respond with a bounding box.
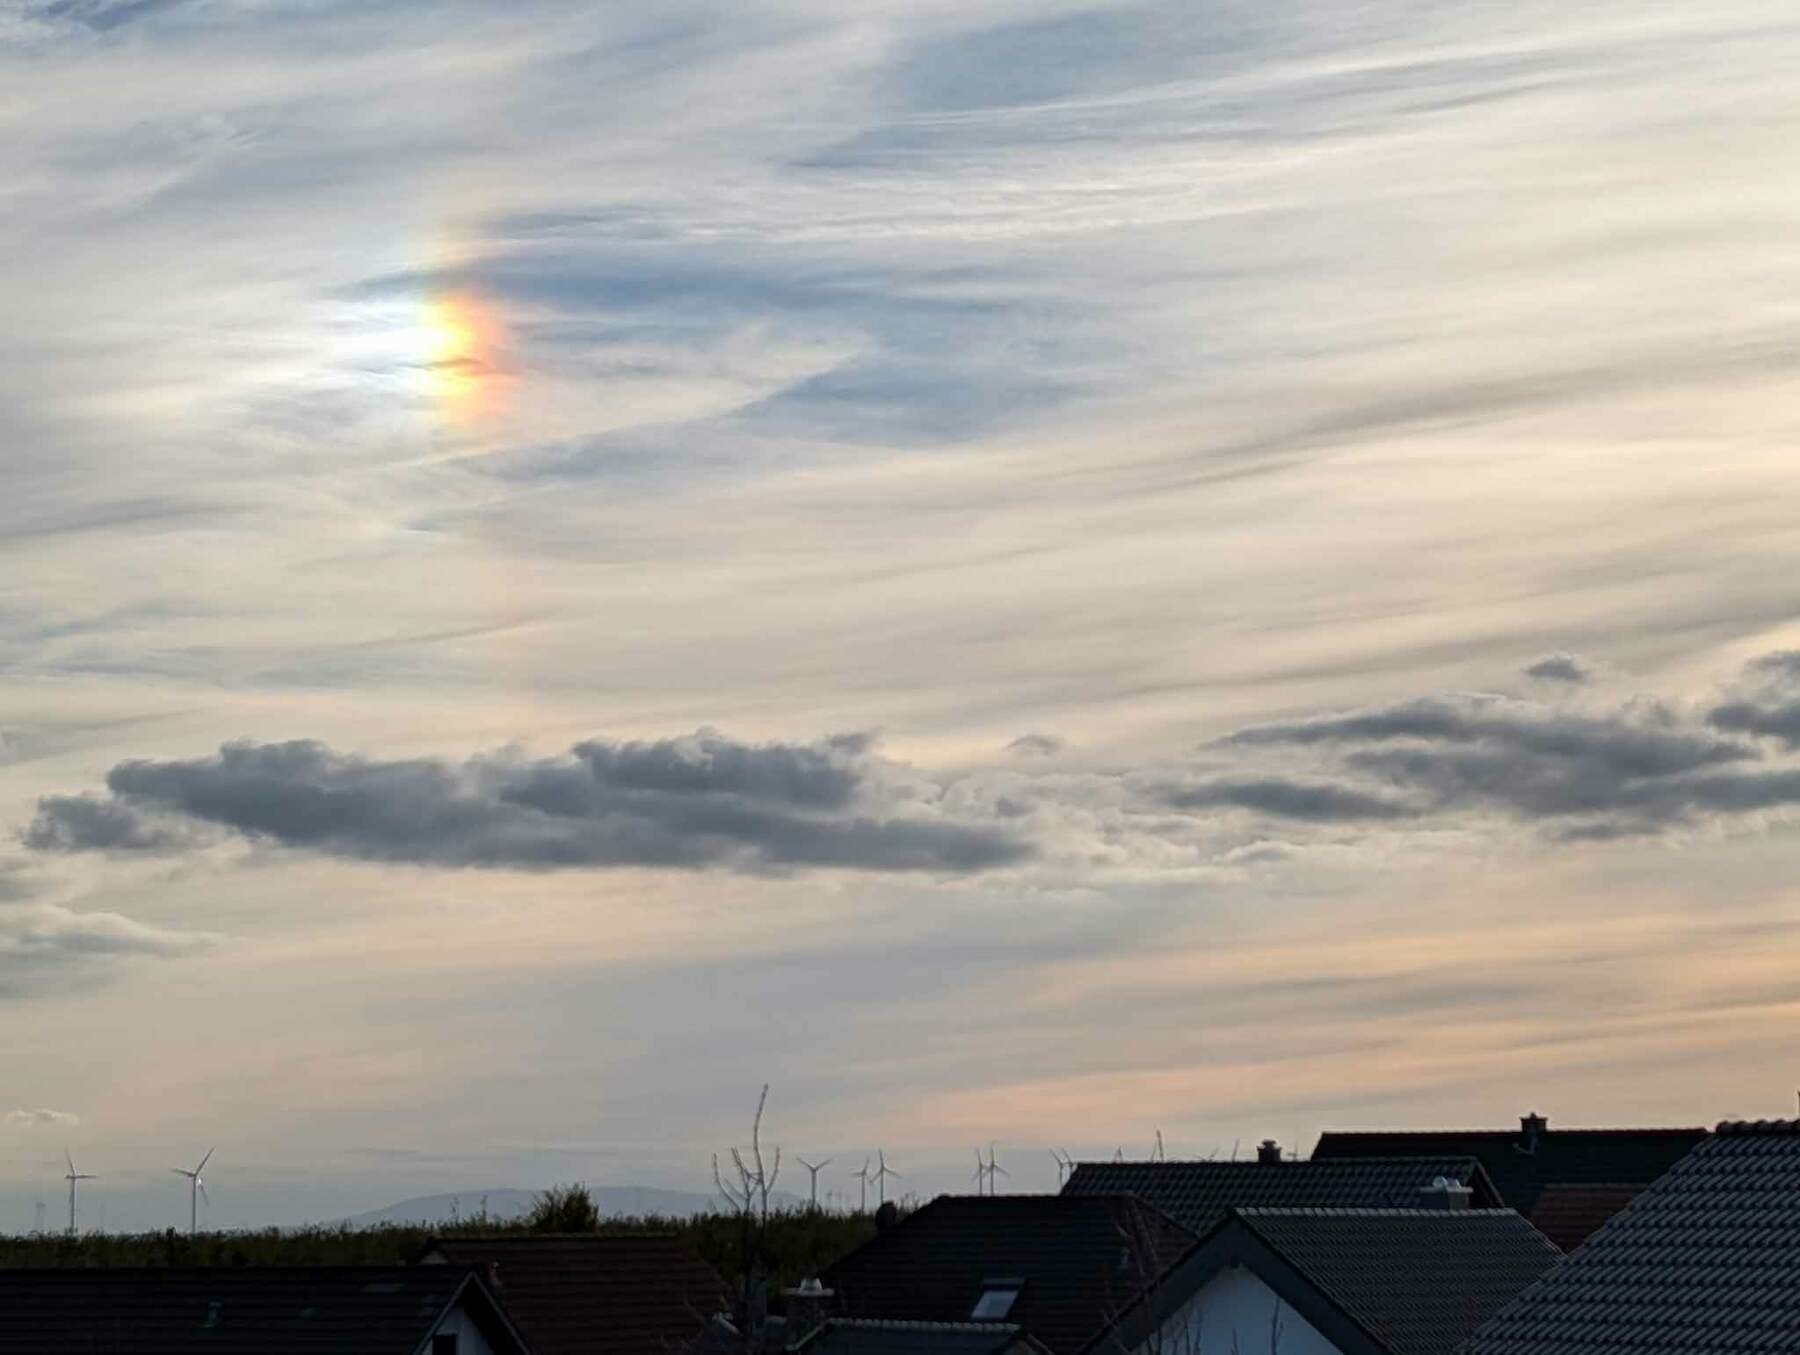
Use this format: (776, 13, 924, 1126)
(984, 1143, 1008, 1195)
(795, 1156, 832, 1211)
(171, 1147, 215, 1237)
(871, 1149, 901, 1207)
(63, 1150, 96, 1236)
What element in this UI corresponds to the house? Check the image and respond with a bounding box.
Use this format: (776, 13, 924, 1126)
(418, 1234, 731, 1355)
(789, 1319, 1053, 1355)
(1311, 1113, 1705, 1246)
(1100, 1204, 1562, 1355)
(1061, 1151, 1503, 1235)
(0, 1264, 530, 1355)
(819, 1195, 1195, 1355)
(1467, 1118, 1800, 1354)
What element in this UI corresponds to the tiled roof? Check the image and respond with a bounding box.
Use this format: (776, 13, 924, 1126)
(1312, 1123, 1706, 1215)
(791, 1319, 1049, 1355)
(1527, 1183, 1646, 1253)
(0, 1265, 522, 1355)
(820, 1195, 1194, 1355)
(1061, 1157, 1501, 1234)
(421, 1234, 731, 1355)
(1231, 1209, 1562, 1355)
(1468, 1119, 1800, 1354)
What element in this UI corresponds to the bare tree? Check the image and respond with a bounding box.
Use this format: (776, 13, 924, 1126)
(713, 1084, 783, 1351)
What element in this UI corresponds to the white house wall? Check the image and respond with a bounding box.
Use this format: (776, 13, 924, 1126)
(1136, 1265, 1343, 1355)
(429, 1296, 504, 1355)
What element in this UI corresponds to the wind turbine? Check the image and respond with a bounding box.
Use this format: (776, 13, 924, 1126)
(796, 1156, 833, 1211)
(984, 1143, 1009, 1195)
(1153, 1129, 1166, 1163)
(972, 1149, 988, 1194)
(171, 1147, 214, 1237)
(1050, 1148, 1074, 1186)
(852, 1157, 873, 1213)
(871, 1149, 901, 1207)
(63, 1150, 96, 1235)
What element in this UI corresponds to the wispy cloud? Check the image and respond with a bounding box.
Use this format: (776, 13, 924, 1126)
(3, 1107, 79, 1128)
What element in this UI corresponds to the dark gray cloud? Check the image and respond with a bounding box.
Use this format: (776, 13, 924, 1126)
(24, 792, 196, 853)
(29, 657, 1800, 879)
(27, 731, 1029, 874)
(1707, 651, 1800, 748)
(1213, 682, 1800, 839)
(1158, 776, 1416, 822)
(1524, 652, 1592, 684)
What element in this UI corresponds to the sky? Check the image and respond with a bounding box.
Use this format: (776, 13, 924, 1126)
(4, 0, 1800, 1231)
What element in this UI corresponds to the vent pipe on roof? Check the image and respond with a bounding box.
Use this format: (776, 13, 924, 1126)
(784, 1277, 834, 1342)
(1520, 1112, 1548, 1154)
(1257, 1139, 1282, 1164)
(1418, 1177, 1472, 1211)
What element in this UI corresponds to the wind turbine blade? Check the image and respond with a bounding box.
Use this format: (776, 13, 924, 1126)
(199, 1181, 210, 1205)
(197, 1147, 215, 1174)
(171, 1168, 191, 1178)
(65, 1149, 75, 1175)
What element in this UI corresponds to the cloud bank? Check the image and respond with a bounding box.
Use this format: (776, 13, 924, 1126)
(28, 731, 1029, 874)
(31, 654, 1800, 875)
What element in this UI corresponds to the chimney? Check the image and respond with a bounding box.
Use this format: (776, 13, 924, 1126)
(1256, 1139, 1282, 1165)
(1520, 1112, 1548, 1154)
(1417, 1176, 1472, 1211)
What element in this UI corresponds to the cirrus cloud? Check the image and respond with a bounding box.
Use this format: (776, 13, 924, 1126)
(4, 1107, 79, 1128)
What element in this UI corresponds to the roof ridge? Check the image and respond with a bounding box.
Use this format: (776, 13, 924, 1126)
(1713, 1117, 1800, 1134)
(1075, 1154, 1480, 1166)
(1317, 1127, 1707, 1136)
(1231, 1206, 1525, 1218)
(829, 1320, 1024, 1332)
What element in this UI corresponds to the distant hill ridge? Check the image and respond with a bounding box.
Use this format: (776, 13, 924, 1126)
(340, 1185, 798, 1228)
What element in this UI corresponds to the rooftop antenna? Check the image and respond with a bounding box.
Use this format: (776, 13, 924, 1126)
(1050, 1148, 1074, 1186)
(796, 1156, 833, 1211)
(871, 1149, 901, 1207)
(63, 1149, 96, 1236)
(171, 1147, 214, 1237)
(851, 1157, 873, 1213)
(985, 1143, 1009, 1195)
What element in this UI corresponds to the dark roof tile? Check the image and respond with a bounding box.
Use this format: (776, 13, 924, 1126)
(1062, 1157, 1501, 1234)
(1230, 1208, 1561, 1355)
(792, 1319, 1047, 1355)
(0, 1265, 519, 1355)
(1312, 1123, 1706, 1214)
(820, 1195, 1192, 1355)
(1468, 1119, 1800, 1354)
(1527, 1184, 1647, 1254)
(422, 1234, 730, 1355)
